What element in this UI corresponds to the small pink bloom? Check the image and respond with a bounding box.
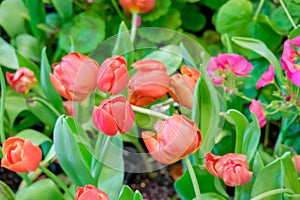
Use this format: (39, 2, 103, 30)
(119, 0, 156, 14)
(206, 152, 253, 187)
(97, 56, 129, 95)
(227, 54, 253, 76)
(87, 0, 93, 3)
(256, 64, 275, 89)
(207, 57, 226, 86)
(292, 155, 300, 173)
(6, 67, 37, 94)
(92, 96, 134, 136)
(76, 185, 109, 200)
(249, 99, 266, 128)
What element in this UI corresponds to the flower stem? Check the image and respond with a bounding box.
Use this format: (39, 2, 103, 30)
(111, 0, 128, 24)
(29, 97, 61, 117)
(279, 0, 297, 29)
(39, 165, 74, 199)
(253, 0, 265, 21)
(131, 105, 169, 120)
(0, 67, 6, 144)
(130, 12, 138, 42)
(251, 188, 294, 200)
(183, 157, 201, 200)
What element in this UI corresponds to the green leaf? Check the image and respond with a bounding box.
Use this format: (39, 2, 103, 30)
(200, 193, 228, 200)
(16, 51, 40, 81)
(133, 191, 143, 200)
(232, 36, 285, 87)
(0, 0, 28, 38)
(181, 4, 206, 32)
(285, 0, 300, 16)
(226, 109, 249, 154)
(15, 34, 41, 62)
(40, 47, 64, 113)
(144, 44, 182, 75)
(289, 25, 300, 39)
(51, 0, 73, 21)
(16, 129, 51, 145)
(59, 12, 105, 53)
(4, 93, 27, 128)
(141, 0, 171, 22)
(200, 0, 227, 10)
(15, 179, 63, 200)
(118, 185, 134, 200)
(54, 116, 96, 186)
(270, 6, 297, 35)
(0, 180, 15, 200)
(0, 37, 19, 69)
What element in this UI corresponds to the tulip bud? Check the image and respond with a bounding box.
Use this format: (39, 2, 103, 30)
(50, 52, 99, 102)
(249, 99, 266, 128)
(63, 101, 75, 118)
(97, 56, 129, 95)
(128, 59, 170, 106)
(119, 0, 156, 14)
(142, 114, 201, 165)
(6, 67, 37, 94)
(92, 96, 134, 136)
(292, 155, 300, 173)
(1, 137, 42, 173)
(205, 152, 253, 187)
(180, 65, 200, 84)
(76, 185, 109, 200)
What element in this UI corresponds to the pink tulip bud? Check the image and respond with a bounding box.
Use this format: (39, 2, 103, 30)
(63, 101, 75, 118)
(256, 64, 275, 89)
(119, 0, 156, 14)
(92, 96, 134, 136)
(292, 155, 300, 173)
(6, 67, 37, 94)
(142, 114, 201, 165)
(249, 99, 266, 128)
(50, 52, 99, 102)
(128, 60, 170, 106)
(206, 152, 253, 187)
(97, 56, 129, 95)
(76, 185, 109, 200)
(180, 65, 200, 85)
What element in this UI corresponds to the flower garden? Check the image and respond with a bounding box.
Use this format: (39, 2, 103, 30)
(0, 0, 300, 199)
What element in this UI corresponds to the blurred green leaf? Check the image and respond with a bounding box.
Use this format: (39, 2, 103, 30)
(0, 0, 28, 38)
(200, 0, 227, 10)
(15, 34, 40, 62)
(4, 93, 27, 128)
(270, 6, 297, 35)
(0, 37, 19, 69)
(285, 0, 300, 16)
(118, 185, 135, 200)
(289, 25, 300, 39)
(133, 191, 143, 200)
(0, 180, 15, 200)
(59, 12, 105, 53)
(51, 0, 73, 21)
(16, 129, 51, 145)
(141, 0, 171, 22)
(181, 5, 206, 32)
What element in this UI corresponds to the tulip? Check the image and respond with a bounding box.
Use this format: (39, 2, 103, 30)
(119, 0, 156, 14)
(92, 96, 134, 136)
(76, 185, 109, 200)
(249, 99, 266, 128)
(63, 101, 75, 117)
(206, 152, 253, 187)
(128, 59, 170, 106)
(6, 67, 37, 94)
(180, 65, 200, 84)
(256, 64, 275, 89)
(1, 137, 42, 173)
(142, 114, 201, 165)
(97, 56, 129, 95)
(292, 155, 300, 173)
(50, 52, 99, 102)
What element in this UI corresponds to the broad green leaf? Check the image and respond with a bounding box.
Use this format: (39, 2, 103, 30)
(51, 0, 73, 21)
(40, 47, 64, 113)
(200, 0, 227, 10)
(16, 51, 40, 81)
(232, 36, 285, 87)
(54, 116, 96, 186)
(15, 34, 41, 62)
(144, 44, 182, 75)
(200, 193, 227, 200)
(285, 0, 300, 16)
(16, 129, 51, 145)
(0, 0, 28, 38)
(289, 25, 300, 39)
(4, 93, 27, 128)
(181, 4, 206, 32)
(180, 43, 196, 67)
(118, 185, 134, 200)
(133, 191, 143, 200)
(141, 0, 171, 22)
(59, 12, 105, 53)
(15, 179, 63, 200)
(0, 37, 19, 69)
(270, 6, 297, 35)
(0, 181, 15, 200)
(226, 109, 249, 154)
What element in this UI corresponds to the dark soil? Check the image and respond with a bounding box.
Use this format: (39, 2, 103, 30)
(0, 166, 22, 192)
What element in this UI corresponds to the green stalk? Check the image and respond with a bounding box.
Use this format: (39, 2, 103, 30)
(111, 0, 128, 24)
(251, 188, 294, 200)
(39, 165, 74, 199)
(183, 157, 201, 200)
(253, 0, 265, 21)
(30, 97, 61, 116)
(0, 67, 6, 144)
(130, 12, 138, 42)
(131, 105, 169, 120)
(279, 0, 297, 29)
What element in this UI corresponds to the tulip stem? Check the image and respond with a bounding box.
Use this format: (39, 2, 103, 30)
(0, 67, 6, 144)
(131, 105, 169, 120)
(130, 12, 138, 42)
(250, 188, 294, 200)
(39, 165, 74, 199)
(111, 0, 128, 25)
(279, 0, 297, 29)
(253, 0, 265, 21)
(183, 157, 201, 200)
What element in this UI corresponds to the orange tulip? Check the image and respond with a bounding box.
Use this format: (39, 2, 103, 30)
(119, 0, 156, 14)
(206, 152, 253, 187)
(50, 52, 99, 102)
(1, 137, 42, 173)
(6, 67, 37, 94)
(97, 56, 129, 95)
(76, 185, 109, 200)
(142, 114, 201, 165)
(128, 60, 170, 106)
(180, 65, 200, 84)
(92, 96, 134, 136)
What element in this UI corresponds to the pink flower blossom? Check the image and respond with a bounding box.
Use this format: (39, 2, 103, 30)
(256, 64, 275, 89)
(249, 100, 266, 128)
(227, 54, 253, 76)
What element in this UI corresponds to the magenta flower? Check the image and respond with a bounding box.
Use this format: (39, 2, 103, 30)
(227, 54, 253, 76)
(280, 36, 300, 86)
(256, 64, 275, 89)
(249, 99, 266, 128)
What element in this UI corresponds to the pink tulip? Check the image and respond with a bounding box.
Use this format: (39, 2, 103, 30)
(97, 56, 129, 95)
(249, 99, 266, 128)
(50, 52, 99, 102)
(292, 155, 300, 173)
(206, 152, 253, 187)
(119, 0, 156, 14)
(63, 101, 75, 118)
(180, 65, 200, 85)
(142, 114, 201, 165)
(6, 67, 37, 94)
(128, 60, 170, 106)
(256, 64, 275, 89)
(92, 96, 134, 136)
(76, 185, 109, 200)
